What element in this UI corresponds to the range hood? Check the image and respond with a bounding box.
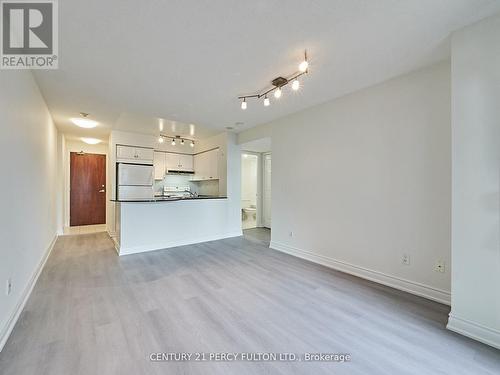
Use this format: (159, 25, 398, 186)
(166, 169, 195, 175)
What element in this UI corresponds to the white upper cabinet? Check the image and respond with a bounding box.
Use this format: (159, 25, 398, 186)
(116, 145, 154, 164)
(179, 154, 193, 171)
(153, 151, 166, 180)
(193, 148, 219, 180)
(164, 152, 194, 172)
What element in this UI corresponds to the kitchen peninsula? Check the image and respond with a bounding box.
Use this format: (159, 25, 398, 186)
(108, 130, 241, 255)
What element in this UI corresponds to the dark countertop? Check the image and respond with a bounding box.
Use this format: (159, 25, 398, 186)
(111, 195, 227, 203)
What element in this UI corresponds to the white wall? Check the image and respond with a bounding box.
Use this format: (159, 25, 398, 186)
(63, 140, 108, 228)
(447, 14, 500, 349)
(0, 71, 59, 350)
(239, 61, 452, 304)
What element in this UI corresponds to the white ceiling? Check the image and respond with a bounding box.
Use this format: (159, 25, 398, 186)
(33, 0, 500, 139)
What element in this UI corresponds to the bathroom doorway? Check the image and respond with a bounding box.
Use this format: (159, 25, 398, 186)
(240, 137, 272, 246)
(241, 153, 258, 229)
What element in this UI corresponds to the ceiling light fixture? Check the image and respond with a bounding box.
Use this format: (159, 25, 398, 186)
(81, 137, 102, 145)
(158, 134, 195, 148)
(299, 51, 309, 72)
(71, 113, 98, 128)
(238, 50, 309, 109)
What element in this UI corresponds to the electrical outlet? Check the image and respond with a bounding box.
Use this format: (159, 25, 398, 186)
(434, 260, 446, 273)
(402, 254, 411, 265)
(6, 278, 12, 296)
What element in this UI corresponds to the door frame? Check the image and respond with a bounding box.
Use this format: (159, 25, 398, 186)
(262, 152, 272, 228)
(64, 145, 108, 228)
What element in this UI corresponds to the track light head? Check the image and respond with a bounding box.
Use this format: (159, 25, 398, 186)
(190, 140, 195, 148)
(292, 79, 300, 91)
(274, 87, 282, 99)
(158, 136, 164, 143)
(264, 96, 270, 106)
(241, 98, 247, 110)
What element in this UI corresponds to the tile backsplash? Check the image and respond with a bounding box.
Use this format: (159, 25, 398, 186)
(154, 175, 220, 196)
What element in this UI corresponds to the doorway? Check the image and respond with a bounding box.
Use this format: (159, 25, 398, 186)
(240, 137, 272, 246)
(241, 153, 258, 229)
(70, 152, 106, 226)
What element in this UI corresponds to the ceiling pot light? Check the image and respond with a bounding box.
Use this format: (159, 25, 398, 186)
(241, 98, 247, 110)
(81, 137, 101, 145)
(274, 87, 282, 99)
(292, 79, 300, 91)
(71, 116, 98, 128)
(264, 96, 270, 106)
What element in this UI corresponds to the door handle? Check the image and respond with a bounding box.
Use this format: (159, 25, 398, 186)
(99, 189, 105, 193)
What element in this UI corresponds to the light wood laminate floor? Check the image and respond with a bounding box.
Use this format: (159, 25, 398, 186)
(1, 233, 499, 374)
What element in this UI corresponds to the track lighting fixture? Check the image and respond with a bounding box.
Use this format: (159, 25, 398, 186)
(157, 134, 195, 148)
(238, 50, 309, 109)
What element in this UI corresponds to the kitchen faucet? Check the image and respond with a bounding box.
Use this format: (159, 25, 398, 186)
(184, 190, 198, 197)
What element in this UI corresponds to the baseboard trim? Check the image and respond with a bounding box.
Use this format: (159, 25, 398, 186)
(0, 234, 58, 352)
(109, 232, 120, 255)
(270, 241, 451, 305)
(118, 231, 243, 256)
(447, 314, 500, 350)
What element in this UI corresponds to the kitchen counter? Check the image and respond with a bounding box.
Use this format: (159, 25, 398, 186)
(111, 195, 227, 203)
(113, 196, 241, 256)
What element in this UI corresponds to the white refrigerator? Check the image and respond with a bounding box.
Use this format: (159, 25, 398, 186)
(117, 163, 154, 200)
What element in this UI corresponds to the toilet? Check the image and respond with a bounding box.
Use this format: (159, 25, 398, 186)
(241, 200, 257, 220)
(243, 206, 257, 220)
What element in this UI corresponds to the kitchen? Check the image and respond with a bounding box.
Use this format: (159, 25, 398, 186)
(109, 129, 242, 255)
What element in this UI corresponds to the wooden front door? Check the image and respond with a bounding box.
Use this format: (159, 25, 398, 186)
(70, 152, 106, 226)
